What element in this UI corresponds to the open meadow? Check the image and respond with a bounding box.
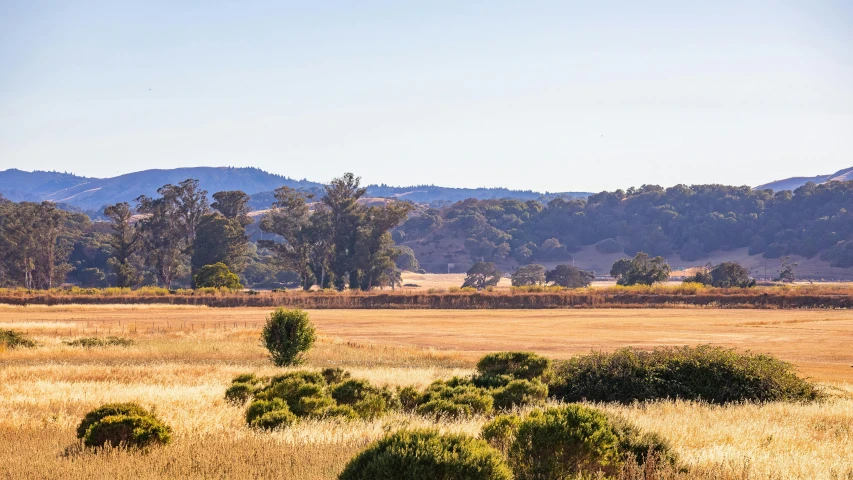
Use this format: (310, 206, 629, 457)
(1, 305, 852, 479)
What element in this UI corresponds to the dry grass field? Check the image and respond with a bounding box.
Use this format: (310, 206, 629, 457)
(1, 305, 852, 479)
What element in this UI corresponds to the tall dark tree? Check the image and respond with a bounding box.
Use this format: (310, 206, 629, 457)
(355, 203, 413, 290)
(136, 189, 187, 289)
(322, 173, 367, 290)
(191, 213, 248, 283)
(259, 187, 316, 290)
(212, 190, 252, 227)
(104, 202, 140, 288)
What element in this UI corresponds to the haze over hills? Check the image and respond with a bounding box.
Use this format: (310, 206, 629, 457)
(0, 167, 590, 212)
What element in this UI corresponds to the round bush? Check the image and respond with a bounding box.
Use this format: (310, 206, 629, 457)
(504, 405, 621, 480)
(491, 379, 548, 410)
(316, 405, 360, 420)
(352, 393, 388, 420)
(246, 398, 290, 426)
(331, 379, 375, 405)
(398, 386, 421, 411)
(481, 414, 522, 456)
(476, 352, 550, 381)
(76, 403, 152, 439)
(83, 414, 171, 449)
(605, 413, 678, 466)
(419, 383, 494, 417)
(339, 429, 512, 480)
(253, 409, 297, 430)
(225, 382, 257, 404)
(261, 308, 316, 366)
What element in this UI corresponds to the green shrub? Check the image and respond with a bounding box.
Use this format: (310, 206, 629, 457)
(225, 382, 257, 404)
(416, 399, 473, 419)
(246, 398, 290, 426)
(64, 336, 134, 348)
(418, 381, 494, 417)
(605, 413, 678, 467)
(339, 429, 512, 480)
(261, 308, 316, 366)
(548, 346, 820, 404)
(481, 414, 522, 456)
(0, 329, 37, 349)
(83, 414, 172, 449)
(76, 403, 152, 439)
(292, 390, 335, 417)
(252, 409, 297, 430)
(491, 379, 548, 410)
(317, 405, 360, 420)
(352, 394, 388, 420)
(331, 379, 375, 405)
(398, 386, 421, 411)
(503, 405, 621, 480)
(193, 262, 243, 289)
(231, 373, 258, 384)
(322, 367, 351, 384)
(475, 352, 550, 381)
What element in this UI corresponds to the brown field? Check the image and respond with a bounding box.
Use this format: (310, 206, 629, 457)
(1, 305, 852, 479)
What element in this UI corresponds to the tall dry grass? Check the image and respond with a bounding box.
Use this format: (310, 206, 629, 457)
(0, 307, 851, 479)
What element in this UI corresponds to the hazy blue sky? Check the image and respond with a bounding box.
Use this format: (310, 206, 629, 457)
(1, 1, 851, 192)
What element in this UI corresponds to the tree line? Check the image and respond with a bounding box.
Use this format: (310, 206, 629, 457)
(0, 173, 409, 291)
(397, 181, 853, 267)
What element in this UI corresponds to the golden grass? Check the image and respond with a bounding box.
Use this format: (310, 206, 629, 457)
(1, 305, 851, 479)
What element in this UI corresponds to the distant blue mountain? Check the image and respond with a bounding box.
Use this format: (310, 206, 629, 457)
(0, 167, 590, 212)
(756, 166, 853, 192)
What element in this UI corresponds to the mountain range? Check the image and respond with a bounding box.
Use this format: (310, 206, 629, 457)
(1, 165, 850, 213)
(0, 167, 590, 212)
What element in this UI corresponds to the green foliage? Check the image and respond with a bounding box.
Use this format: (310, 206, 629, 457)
(261, 308, 316, 366)
(77, 403, 170, 449)
(612, 252, 671, 286)
(475, 351, 551, 382)
(462, 262, 502, 290)
(397, 386, 421, 411)
(339, 429, 512, 480)
(63, 336, 134, 348)
(318, 405, 360, 420)
(605, 413, 678, 467)
(224, 382, 258, 404)
(684, 262, 755, 288)
(246, 398, 293, 429)
(83, 414, 172, 449)
(480, 414, 522, 456)
(193, 262, 243, 289)
(322, 367, 351, 384)
(501, 405, 621, 480)
(511, 264, 545, 287)
(545, 264, 595, 288)
(548, 345, 820, 404)
(76, 403, 152, 439)
(417, 381, 494, 418)
(191, 213, 248, 280)
(0, 329, 37, 349)
(394, 245, 420, 272)
(491, 379, 548, 411)
(252, 409, 298, 430)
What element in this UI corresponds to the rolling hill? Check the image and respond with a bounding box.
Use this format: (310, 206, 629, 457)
(756, 166, 853, 191)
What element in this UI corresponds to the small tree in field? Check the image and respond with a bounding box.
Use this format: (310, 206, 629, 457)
(777, 256, 798, 283)
(512, 264, 546, 287)
(546, 264, 595, 288)
(261, 308, 316, 366)
(462, 262, 502, 290)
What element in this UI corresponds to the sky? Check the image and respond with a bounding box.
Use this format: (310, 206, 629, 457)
(1, 1, 852, 193)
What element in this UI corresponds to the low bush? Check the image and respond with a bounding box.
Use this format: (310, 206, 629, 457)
(261, 308, 316, 366)
(246, 398, 291, 427)
(224, 382, 257, 404)
(491, 379, 548, 411)
(322, 367, 351, 384)
(548, 345, 820, 404)
(480, 414, 521, 456)
(77, 403, 171, 449)
(485, 405, 621, 480)
(339, 429, 512, 480)
(475, 351, 550, 382)
(417, 381, 494, 417)
(416, 399, 473, 419)
(63, 336, 134, 348)
(76, 403, 152, 439)
(252, 409, 297, 430)
(0, 329, 37, 349)
(605, 412, 678, 467)
(83, 415, 172, 449)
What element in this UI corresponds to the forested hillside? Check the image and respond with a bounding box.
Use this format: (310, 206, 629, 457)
(395, 182, 853, 275)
